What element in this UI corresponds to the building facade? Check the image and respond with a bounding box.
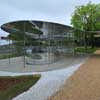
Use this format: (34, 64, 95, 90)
(1, 20, 75, 65)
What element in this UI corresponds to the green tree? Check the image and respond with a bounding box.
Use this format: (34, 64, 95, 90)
(71, 2, 100, 48)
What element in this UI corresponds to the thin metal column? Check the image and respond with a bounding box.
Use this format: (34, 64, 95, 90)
(8, 38, 11, 64)
(23, 22, 26, 68)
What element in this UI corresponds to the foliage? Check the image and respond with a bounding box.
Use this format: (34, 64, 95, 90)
(75, 47, 96, 53)
(71, 2, 100, 31)
(71, 2, 100, 48)
(0, 53, 19, 60)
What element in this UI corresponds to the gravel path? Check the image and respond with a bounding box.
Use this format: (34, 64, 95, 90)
(49, 50, 100, 100)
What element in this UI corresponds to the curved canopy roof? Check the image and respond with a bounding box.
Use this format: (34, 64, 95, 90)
(1, 20, 73, 39)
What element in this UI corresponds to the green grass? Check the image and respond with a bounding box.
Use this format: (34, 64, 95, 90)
(0, 53, 19, 60)
(0, 75, 41, 100)
(75, 47, 97, 53)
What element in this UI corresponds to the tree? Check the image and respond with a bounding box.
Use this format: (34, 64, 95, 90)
(71, 2, 100, 48)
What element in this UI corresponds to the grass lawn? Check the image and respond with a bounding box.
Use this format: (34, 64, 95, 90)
(75, 47, 97, 54)
(0, 53, 20, 60)
(0, 75, 41, 100)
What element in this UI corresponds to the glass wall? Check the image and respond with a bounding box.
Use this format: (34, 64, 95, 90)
(0, 20, 89, 68)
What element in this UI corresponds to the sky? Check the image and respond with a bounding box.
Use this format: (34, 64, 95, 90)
(0, 0, 100, 36)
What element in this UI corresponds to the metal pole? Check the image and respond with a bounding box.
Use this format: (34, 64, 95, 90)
(23, 22, 26, 68)
(9, 38, 10, 64)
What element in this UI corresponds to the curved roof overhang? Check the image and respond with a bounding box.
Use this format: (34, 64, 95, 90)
(0, 20, 73, 39)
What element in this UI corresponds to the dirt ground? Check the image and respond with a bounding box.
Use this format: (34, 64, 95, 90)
(0, 76, 34, 91)
(48, 50, 100, 100)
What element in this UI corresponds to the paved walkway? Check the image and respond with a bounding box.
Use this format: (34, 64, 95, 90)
(0, 57, 86, 100)
(13, 64, 82, 100)
(0, 56, 85, 72)
(49, 50, 100, 100)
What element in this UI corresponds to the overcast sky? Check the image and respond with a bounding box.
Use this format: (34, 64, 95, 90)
(0, 0, 100, 36)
